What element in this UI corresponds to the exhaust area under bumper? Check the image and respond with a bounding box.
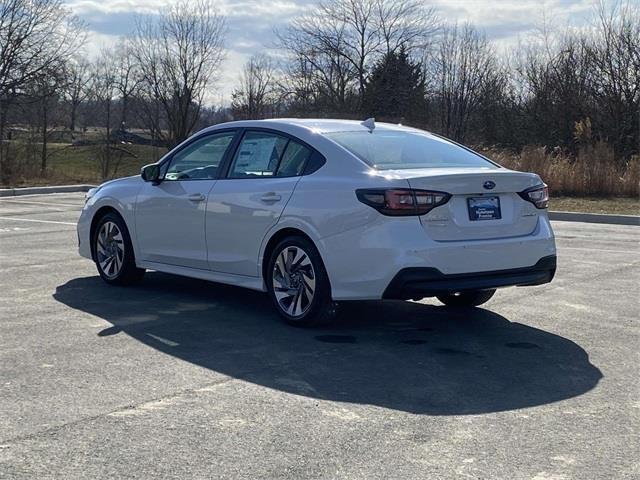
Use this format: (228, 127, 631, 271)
(383, 255, 557, 300)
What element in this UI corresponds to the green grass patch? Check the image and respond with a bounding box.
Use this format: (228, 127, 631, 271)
(550, 196, 639, 215)
(4, 143, 167, 187)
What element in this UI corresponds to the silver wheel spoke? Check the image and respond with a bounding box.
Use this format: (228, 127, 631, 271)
(99, 256, 111, 270)
(96, 221, 124, 279)
(114, 250, 123, 272)
(96, 240, 106, 256)
(289, 248, 304, 268)
(287, 289, 300, 316)
(104, 256, 115, 275)
(273, 245, 316, 318)
(302, 270, 315, 295)
(274, 288, 292, 302)
(276, 252, 288, 275)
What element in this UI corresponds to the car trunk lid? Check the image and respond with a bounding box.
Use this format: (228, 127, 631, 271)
(384, 168, 544, 241)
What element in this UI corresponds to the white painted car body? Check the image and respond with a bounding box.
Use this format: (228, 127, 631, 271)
(78, 119, 556, 301)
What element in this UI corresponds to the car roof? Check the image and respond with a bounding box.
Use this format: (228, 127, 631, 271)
(263, 118, 416, 133)
(204, 118, 424, 135)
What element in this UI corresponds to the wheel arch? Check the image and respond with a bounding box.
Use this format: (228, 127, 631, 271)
(89, 206, 126, 262)
(260, 227, 331, 295)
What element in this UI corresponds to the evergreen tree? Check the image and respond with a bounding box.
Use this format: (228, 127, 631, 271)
(363, 47, 425, 122)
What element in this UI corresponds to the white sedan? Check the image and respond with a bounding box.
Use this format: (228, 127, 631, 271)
(78, 119, 557, 326)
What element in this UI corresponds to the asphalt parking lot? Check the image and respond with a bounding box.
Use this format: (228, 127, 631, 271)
(0, 193, 638, 479)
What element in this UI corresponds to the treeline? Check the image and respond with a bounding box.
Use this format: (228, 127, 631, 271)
(0, 0, 638, 189)
(235, 0, 639, 162)
(0, 0, 226, 180)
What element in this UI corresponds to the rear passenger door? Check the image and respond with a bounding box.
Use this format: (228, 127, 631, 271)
(205, 129, 313, 276)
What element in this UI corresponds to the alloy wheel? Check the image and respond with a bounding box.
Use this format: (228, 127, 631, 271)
(96, 221, 124, 279)
(272, 246, 316, 317)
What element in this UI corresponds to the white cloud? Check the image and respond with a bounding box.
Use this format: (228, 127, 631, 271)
(65, 0, 599, 104)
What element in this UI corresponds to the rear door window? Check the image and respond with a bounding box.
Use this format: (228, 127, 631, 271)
(228, 131, 289, 178)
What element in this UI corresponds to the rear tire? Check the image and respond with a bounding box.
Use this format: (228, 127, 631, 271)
(93, 212, 145, 286)
(437, 289, 496, 307)
(266, 236, 337, 327)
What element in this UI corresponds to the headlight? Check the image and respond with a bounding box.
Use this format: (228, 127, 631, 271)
(519, 184, 549, 209)
(85, 187, 99, 204)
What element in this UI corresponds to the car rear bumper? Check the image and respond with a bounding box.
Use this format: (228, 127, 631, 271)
(319, 214, 556, 300)
(383, 255, 557, 300)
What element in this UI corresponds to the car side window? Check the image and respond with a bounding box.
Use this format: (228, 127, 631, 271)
(276, 141, 312, 177)
(228, 131, 289, 179)
(164, 132, 235, 181)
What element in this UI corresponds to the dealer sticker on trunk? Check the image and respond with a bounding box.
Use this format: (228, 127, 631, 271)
(467, 196, 502, 221)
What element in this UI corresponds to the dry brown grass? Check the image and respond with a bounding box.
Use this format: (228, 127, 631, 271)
(485, 143, 639, 198)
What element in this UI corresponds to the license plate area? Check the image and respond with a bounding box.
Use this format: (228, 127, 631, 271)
(467, 196, 501, 221)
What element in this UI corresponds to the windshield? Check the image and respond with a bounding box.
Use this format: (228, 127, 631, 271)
(325, 130, 498, 170)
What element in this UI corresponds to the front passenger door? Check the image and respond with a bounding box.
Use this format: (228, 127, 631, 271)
(135, 131, 236, 269)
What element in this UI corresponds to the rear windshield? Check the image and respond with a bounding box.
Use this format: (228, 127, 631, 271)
(325, 130, 498, 170)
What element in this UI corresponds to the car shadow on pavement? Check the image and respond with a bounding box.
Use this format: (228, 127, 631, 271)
(54, 272, 602, 415)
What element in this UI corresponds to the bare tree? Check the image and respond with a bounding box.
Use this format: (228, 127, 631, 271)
(430, 23, 500, 142)
(585, 1, 640, 159)
(33, 65, 67, 172)
(133, 0, 226, 147)
(231, 54, 278, 119)
(277, 10, 357, 112)
(112, 38, 141, 130)
(0, 0, 85, 178)
(89, 50, 122, 179)
(514, 35, 592, 150)
(276, 54, 321, 114)
(374, 0, 439, 55)
(321, 0, 380, 106)
(65, 58, 91, 132)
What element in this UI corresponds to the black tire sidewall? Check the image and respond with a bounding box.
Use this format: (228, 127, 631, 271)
(266, 236, 333, 326)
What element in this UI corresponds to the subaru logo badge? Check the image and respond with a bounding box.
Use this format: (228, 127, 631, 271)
(483, 180, 496, 190)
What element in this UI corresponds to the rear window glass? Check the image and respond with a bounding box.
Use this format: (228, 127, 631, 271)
(325, 130, 497, 170)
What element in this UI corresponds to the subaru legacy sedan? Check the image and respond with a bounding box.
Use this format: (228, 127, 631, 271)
(78, 119, 556, 326)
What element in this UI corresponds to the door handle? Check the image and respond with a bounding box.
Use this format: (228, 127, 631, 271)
(260, 192, 282, 203)
(187, 193, 206, 202)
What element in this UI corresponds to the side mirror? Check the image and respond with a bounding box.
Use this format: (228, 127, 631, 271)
(141, 164, 161, 183)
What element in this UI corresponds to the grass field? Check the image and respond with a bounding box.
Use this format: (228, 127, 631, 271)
(550, 196, 639, 215)
(2, 142, 638, 215)
(3, 143, 165, 186)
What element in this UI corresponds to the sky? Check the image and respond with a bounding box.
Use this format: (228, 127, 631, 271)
(64, 0, 599, 104)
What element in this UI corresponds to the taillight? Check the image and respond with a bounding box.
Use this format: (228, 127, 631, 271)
(356, 188, 451, 216)
(519, 184, 549, 209)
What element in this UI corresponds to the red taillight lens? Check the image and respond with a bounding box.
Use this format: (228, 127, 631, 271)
(519, 184, 549, 209)
(356, 188, 451, 216)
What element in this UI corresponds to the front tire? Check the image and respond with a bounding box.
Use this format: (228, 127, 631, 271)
(93, 212, 145, 286)
(266, 236, 336, 327)
(437, 289, 496, 307)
